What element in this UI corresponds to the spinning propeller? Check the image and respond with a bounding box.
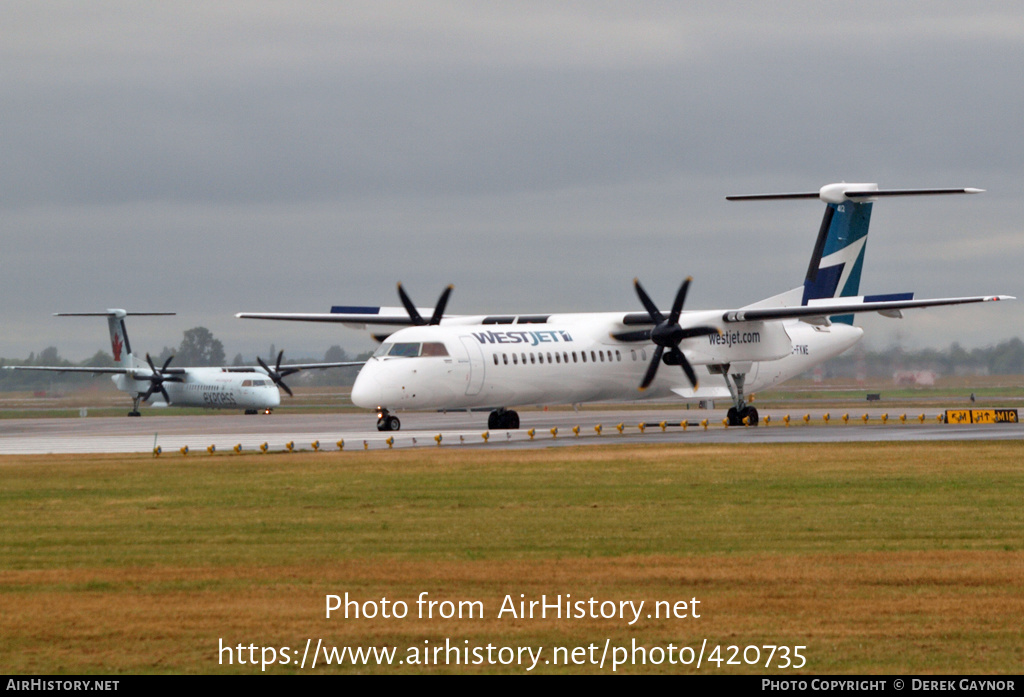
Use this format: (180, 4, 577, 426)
(612, 277, 721, 390)
(397, 283, 453, 326)
(258, 350, 301, 397)
(139, 353, 184, 403)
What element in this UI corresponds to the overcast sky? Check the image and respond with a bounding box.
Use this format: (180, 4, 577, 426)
(3, 1, 1023, 362)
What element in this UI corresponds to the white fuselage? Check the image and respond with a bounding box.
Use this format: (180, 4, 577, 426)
(113, 368, 281, 410)
(350, 313, 863, 411)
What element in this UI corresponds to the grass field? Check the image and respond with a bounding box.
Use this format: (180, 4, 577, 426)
(1, 442, 1022, 674)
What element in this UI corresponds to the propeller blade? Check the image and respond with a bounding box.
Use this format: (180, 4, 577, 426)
(611, 329, 653, 343)
(629, 276, 708, 391)
(397, 283, 425, 325)
(678, 353, 699, 389)
(633, 278, 664, 324)
(428, 285, 454, 326)
(639, 345, 664, 390)
(669, 277, 692, 324)
(145, 353, 158, 373)
(158, 385, 171, 403)
(160, 354, 175, 372)
(258, 354, 297, 397)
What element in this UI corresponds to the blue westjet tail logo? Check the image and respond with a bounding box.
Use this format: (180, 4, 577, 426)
(472, 330, 573, 346)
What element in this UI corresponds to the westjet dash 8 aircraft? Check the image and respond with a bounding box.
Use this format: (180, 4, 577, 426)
(238, 183, 1013, 431)
(4, 310, 362, 416)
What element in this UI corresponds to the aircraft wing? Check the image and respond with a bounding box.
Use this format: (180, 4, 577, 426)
(2, 365, 130, 374)
(236, 306, 434, 327)
(221, 361, 365, 373)
(0, 365, 183, 379)
(2, 364, 130, 374)
(721, 294, 1014, 324)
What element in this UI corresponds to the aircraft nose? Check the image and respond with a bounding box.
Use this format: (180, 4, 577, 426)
(350, 366, 382, 408)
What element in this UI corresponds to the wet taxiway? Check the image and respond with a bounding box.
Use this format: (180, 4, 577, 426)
(0, 406, 1019, 455)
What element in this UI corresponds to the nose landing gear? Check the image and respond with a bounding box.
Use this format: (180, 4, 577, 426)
(376, 407, 401, 431)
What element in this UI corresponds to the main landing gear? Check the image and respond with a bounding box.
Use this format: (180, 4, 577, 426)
(128, 394, 143, 417)
(717, 366, 760, 426)
(488, 408, 520, 430)
(376, 407, 401, 431)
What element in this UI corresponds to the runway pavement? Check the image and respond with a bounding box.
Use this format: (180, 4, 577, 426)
(0, 406, 1020, 455)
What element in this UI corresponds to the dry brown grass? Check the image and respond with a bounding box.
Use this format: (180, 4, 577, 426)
(2, 552, 1021, 674)
(1, 442, 1022, 674)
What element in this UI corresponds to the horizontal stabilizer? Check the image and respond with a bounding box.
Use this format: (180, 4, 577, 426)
(728, 184, 983, 204)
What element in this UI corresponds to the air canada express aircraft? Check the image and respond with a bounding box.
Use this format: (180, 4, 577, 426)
(238, 183, 1013, 431)
(4, 310, 362, 415)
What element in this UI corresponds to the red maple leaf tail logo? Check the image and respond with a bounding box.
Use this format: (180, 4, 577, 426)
(112, 333, 124, 362)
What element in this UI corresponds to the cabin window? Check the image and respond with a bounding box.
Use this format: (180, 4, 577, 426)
(591, 351, 597, 362)
(493, 354, 499, 365)
(512, 353, 518, 365)
(530, 353, 536, 364)
(615, 350, 621, 362)
(502, 354, 509, 365)
(554, 352, 560, 364)
(572, 352, 578, 363)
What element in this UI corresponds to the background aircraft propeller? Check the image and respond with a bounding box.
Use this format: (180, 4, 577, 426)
(397, 283, 453, 326)
(612, 277, 720, 390)
(258, 350, 301, 397)
(139, 353, 184, 403)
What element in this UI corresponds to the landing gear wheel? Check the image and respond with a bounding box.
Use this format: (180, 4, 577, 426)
(742, 406, 759, 426)
(244, 409, 257, 415)
(488, 409, 520, 429)
(727, 405, 759, 426)
(377, 415, 401, 431)
(128, 410, 141, 417)
(727, 407, 740, 426)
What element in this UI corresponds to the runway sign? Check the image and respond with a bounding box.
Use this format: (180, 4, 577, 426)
(945, 408, 1019, 425)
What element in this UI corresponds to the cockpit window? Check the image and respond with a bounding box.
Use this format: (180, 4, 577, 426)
(420, 342, 449, 357)
(388, 343, 421, 357)
(374, 342, 451, 358)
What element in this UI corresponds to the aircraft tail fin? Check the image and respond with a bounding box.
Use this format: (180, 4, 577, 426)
(53, 310, 176, 369)
(728, 183, 983, 324)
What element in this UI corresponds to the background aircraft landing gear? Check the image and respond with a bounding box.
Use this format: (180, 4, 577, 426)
(488, 408, 520, 429)
(376, 407, 401, 431)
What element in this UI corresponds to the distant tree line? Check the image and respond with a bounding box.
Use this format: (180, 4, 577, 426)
(0, 327, 371, 392)
(810, 338, 1024, 380)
